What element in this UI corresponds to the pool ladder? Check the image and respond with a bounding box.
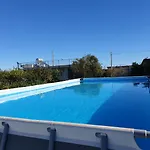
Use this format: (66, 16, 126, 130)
(0, 122, 150, 150)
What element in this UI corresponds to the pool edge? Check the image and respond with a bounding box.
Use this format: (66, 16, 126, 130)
(0, 116, 141, 150)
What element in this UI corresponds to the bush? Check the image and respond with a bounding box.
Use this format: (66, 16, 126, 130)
(0, 68, 60, 90)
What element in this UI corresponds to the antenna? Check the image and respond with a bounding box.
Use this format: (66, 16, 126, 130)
(52, 51, 54, 66)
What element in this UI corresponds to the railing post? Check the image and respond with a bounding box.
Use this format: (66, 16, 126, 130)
(47, 128, 56, 150)
(95, 132, 108, 150)
(0, 122, 9, 150)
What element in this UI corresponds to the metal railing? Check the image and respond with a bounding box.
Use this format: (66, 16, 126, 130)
(17, 58, 77, 70)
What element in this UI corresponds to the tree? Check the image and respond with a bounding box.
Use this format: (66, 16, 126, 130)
(141, 58, 150, 75)
(72, 54, 102, 78)
(131, 62, 142, 76)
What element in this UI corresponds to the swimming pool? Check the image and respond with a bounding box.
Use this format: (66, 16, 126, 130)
(0, 76, 149, 149)
(0, 76, 149, 127)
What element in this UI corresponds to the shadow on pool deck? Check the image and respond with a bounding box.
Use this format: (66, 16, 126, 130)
(88, 85, 150, 150)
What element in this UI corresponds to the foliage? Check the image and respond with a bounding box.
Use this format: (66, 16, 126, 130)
(112, 68, 128, 77)
(102, 69, 111, 77)
(103, 68, 128, 77)
(131, 59, 150, 76)
(141, 58, 150, 75)
(0, 68, 60, 90)
(130, 62, 142, 76)
(50, 69, 60, 82)
(72, 54, 102, 78)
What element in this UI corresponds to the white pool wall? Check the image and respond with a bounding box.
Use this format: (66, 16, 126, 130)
(0, 116, 140, 150)
(0, 79, 80, 96)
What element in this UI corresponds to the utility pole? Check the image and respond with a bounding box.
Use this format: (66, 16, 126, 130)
(110, 52, 112, 77)
(52, 51, 54, 66)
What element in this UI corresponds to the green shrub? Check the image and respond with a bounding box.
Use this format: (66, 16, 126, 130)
(0, 68, 60, 90)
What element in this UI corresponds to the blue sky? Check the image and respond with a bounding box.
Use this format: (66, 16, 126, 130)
(0, 0, 150, 69)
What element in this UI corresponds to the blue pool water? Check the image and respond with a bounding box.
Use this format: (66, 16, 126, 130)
(0, 77, 150, 149)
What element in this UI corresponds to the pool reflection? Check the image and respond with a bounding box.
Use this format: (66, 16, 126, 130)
(73, 83, 103, 97)
(133, 82, 150, 94)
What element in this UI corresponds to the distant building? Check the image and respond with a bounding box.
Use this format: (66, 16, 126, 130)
(18, 58, 49, 70)
(17, 58, 72, 81)
(49, 65, 72, 80)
